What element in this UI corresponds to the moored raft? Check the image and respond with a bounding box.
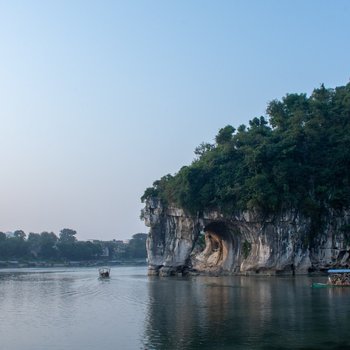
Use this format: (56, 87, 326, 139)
(327, 269, 350, 286)
(312, 269, 350, 288)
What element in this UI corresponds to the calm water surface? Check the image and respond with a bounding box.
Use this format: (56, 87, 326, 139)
(0, 266, 349, 350)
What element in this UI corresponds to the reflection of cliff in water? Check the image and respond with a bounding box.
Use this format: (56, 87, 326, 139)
(143, 275, 350, 350)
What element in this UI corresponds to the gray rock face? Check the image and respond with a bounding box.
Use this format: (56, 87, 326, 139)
(142, 198, 350, 276)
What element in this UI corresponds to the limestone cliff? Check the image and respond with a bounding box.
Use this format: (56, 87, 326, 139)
(142, 198, 350, 276)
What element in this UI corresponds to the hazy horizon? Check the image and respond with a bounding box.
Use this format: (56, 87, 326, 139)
(1, 0, 349, 240)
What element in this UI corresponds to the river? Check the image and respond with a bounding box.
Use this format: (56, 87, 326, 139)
(0, 266, 349, 349)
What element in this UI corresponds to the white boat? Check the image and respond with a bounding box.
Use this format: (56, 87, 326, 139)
(99, 267, 111, 278)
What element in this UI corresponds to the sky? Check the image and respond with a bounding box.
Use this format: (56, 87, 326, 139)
(0, 0, 349, 241)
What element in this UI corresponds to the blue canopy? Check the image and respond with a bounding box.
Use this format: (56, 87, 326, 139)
(328, 269, 350, 273)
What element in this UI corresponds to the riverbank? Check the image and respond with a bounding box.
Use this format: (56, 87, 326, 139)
(0, 259, 147, 268)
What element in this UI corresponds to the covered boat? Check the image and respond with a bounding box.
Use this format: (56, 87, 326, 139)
(312, 269, 350, 288)
(327, 269, 350, 286)
(99, 267, 111, 278)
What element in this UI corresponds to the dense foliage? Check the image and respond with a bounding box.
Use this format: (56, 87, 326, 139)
(0, 229, 147, 261)
(142, 82, 350, 223)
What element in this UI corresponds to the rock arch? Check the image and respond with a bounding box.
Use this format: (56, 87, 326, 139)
(193, 221, 234, 272)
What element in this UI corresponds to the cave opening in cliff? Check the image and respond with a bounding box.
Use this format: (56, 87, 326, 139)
(193, 221, 231, 269)
(204, 221, 230, 240)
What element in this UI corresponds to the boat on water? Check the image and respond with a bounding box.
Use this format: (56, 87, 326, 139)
(99, 267, 111, 278)
(312, 269, 350, 288)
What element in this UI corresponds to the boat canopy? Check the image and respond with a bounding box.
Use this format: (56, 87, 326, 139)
(328, 269, 350, 273)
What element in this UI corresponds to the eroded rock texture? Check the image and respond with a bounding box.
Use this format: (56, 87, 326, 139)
(142, 198, 350, 276)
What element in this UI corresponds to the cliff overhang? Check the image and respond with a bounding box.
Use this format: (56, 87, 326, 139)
(142, 198, 350, 276)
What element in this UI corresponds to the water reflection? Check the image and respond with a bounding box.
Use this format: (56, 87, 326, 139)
(0, 268, 149, 350)
(145, 275, 350, 350)
(2, 268, 350, 350)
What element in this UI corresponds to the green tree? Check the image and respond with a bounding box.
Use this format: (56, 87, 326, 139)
(194, 142, 214, 158)
(215, 125, 235, 145)
(14, 230, 26, 240)
(59, 228, 77, 243)
(0, 232, 6, 241)
(27, 233, 41, 257)
(126, 233, 147, 259)
(40, 232, 58, 259)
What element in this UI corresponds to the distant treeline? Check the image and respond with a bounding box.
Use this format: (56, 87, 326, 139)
(142, 82, 350, 233)
(0, 229, 147, 261)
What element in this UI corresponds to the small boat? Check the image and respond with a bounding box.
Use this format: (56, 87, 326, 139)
(312, 269, 350, 288)
(99, 267, 111, 278)
(327, 269, 350, 286)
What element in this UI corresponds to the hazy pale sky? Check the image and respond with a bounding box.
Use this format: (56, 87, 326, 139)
(0, 0, 349, 240)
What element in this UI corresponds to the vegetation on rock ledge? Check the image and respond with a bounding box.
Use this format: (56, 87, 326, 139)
(142, 82, 350, 224)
